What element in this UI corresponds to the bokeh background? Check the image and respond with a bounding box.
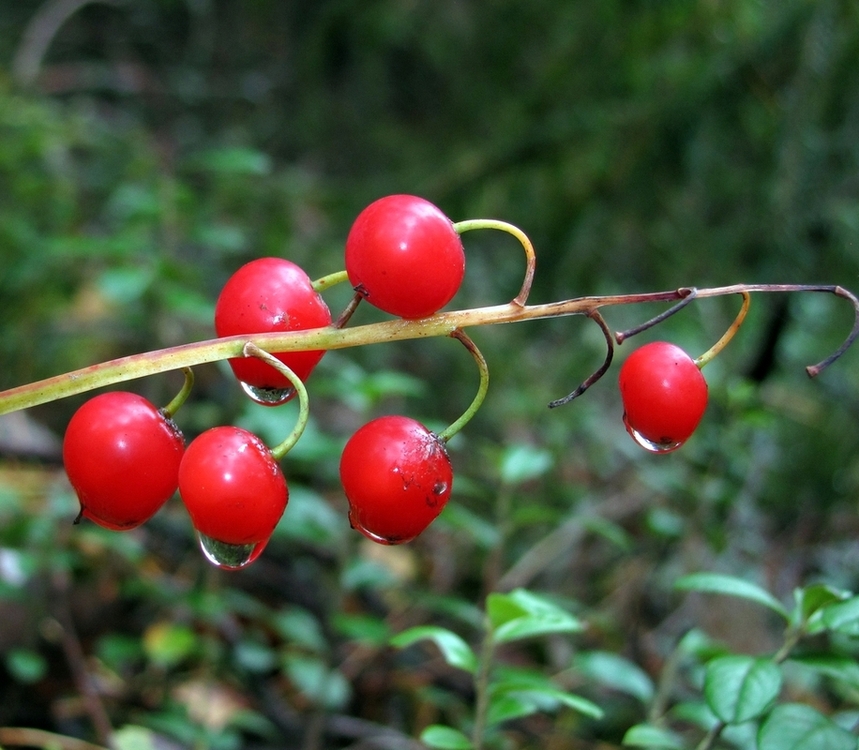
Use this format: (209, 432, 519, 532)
(1, 1, 859, 748)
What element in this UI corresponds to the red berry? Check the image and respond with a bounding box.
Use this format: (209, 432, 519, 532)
(618, 341, 708, 452)
(178, 426, 288, 548)
(63, 392, 185, 530)
(345, 195, 465, 319)
(339, 415, 453, 544)
(214, 258, 331, 401)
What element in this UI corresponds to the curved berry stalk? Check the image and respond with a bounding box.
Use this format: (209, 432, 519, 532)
(453, 218, 537, 307)
(178, 344, 310, 570)
(548, 310, 615, 408)
(339, 329, 489, 544)
(63, 368, 193, 530)
(693, 291, 750, 368)
(312, 269, 364, 330)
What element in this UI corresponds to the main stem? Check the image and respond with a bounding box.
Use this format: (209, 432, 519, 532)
(1, 284, 856, 416)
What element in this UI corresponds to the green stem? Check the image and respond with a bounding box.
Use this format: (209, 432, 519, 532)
(454, 218, 536, 306)
(0, 283, 856, 416)
(311, 269, 350, 293)
(695, 720, 727, 750)
(241, 343, 310, 460)
(471, 628, 497, 750)
(694, 291, 751, 369)
(161, 367, 194, 418)
(437, 329, 489, 443)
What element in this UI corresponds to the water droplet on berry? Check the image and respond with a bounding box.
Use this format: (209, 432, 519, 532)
(622, 413, 683, 454)
(239, 381, 295, 406)
(197, 532, 266, 569)
(347, 507, 403, 546)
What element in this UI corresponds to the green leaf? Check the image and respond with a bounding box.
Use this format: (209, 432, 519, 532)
(195, 146, 272, 175)
(233, 640, 277, 673)
(419, 725, 474, 750)
(487, 694, 543, 726)
(487, 589, 583, 644)
(498, 444, 554, 485)
(142, 622, 197, 668)
(271, 607, 327, 652)
(675, 573, 789, 619)
(113, 726, 159, 750)
(789, 654, 859, 692)
(5, 647, 47, 684)
(704, 655, 782, 724)
(574, 650, 655, 703)
(821, 596, 859, 636)
(489, 677, 603, 724)
(622, 723, 686, 749)
(332, 613, 391, 647)
(486, 689, 602, 727)
(391, 626, 478, 673)
(793, 584, 850, 628)
(282, 655, 351, 710)
(757, 704, 858, 750)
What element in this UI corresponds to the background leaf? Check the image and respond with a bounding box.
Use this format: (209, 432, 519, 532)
(391, 626, 478, 673)
(420, 725, 474, 750)
(757, 704, 858, 750)
(675, 573, 789, 619)
(704, 655, 782, 724)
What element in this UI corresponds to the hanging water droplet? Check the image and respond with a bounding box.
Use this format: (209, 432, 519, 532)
(239, 381, 295, 406)
(347, 507, 404, 546)
(622, 413, 683, 454)
(197, 532, 267, 570)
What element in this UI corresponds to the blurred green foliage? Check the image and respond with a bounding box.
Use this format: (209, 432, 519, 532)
(1, 0, 859, 747)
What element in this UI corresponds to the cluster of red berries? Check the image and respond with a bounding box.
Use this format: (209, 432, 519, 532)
(62, 193, 711, 570)
(62, 195, 464, 568)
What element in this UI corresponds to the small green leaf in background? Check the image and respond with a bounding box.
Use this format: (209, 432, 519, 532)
(332, 613, 392, 647)
(574, 650, 655, 704)
(420, 724, 474, 749)
(282, 654, 351, 710)
(789, 654, 859, 692)
(113, 725, 159, 750)
(622, 723, 686, 749)
(271, 606, 327, 652)
(142, 622, 198, 669)
(793, 583, 849, 629)
(704, 655, 782, 724)
(390, 625, 478, 673)
(675, 573, 789, 620)
(6, 647, 47, 684)
(498, 444, 554, 486)
(486, 589, 583, 644)
(757, 703, 858, 750)
(821, 595, 859, 636)
(233, 640, 277, 673)
(487, 682, 603, 726)
(194, 146, 272, 175)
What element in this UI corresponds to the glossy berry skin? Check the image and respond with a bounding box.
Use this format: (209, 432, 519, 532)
(340, 415, 453, 544)
(63, 392, 185, 530)
(618, 341, 708, 452)
(214, 257, 331, 393)
(345, 194, 465, 319)
(178, 426, 288, 546)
